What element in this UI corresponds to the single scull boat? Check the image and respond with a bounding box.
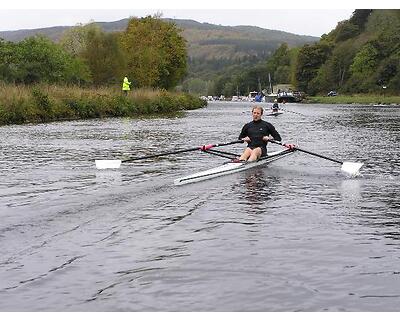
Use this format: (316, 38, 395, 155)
(95, 139, 364, 183)
(174, 148, 295, 185)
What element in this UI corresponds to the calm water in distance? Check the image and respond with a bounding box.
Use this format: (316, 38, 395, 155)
(0, 101, 399, 311)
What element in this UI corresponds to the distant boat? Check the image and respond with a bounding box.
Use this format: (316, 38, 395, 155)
(248, 91, 259, 102)
(262, 93, 278, 103)
(277, 91, 304, 103)
(262, 73, 278, 102)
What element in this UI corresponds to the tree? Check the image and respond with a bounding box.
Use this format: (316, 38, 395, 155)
(81, 28, 126, 85)
(60, 23, 126, 85)
(295, 42, 332, 93)
(120, 16, 188, 89)
(349, 9, 373, 31)
(350, 42, 379, 75)
(59, 23, 99, 57)
(308, 41, 358, 94)
(333, 21, 360, 42)
(1, 35, 90, 85)
(265, 43, 292, 85)
(182, 78, 208, 95)
(0, 39, 18, 82)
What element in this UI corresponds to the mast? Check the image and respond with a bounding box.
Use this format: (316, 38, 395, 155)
(268, 73, 273, 93)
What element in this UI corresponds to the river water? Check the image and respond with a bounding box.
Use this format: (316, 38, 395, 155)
(0, 101, 399, 311)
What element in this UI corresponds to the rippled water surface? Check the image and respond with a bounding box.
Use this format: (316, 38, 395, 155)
(1, 102, 399, 311)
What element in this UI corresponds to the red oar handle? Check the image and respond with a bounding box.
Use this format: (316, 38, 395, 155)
(201, 144, 215, 151)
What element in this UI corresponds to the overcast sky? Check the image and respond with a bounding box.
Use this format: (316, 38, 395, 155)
(0, 1, 395, 37)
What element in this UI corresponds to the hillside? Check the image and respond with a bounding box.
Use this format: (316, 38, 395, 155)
(294, 9, 400, 95)
(0, 18, 318, 61)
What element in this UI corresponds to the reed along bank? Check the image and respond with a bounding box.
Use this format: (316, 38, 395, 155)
(0, 83, 207, 126)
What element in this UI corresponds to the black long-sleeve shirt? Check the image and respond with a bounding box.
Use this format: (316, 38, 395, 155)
(238, 119, 281, 150)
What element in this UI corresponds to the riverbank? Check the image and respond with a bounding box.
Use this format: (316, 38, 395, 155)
(305, 94, 400, 105)
(0, 84, 207, 126)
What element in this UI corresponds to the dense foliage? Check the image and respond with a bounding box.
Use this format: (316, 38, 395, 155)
(0, 16, 188, 90)
(199, 9, 400, 97)
(293, 9, 400, 95)
(0, 16, 201, 125)
(120, 16, 187, 89)
(0, 36, 90, 85)
(0, 16, 316, 97)
(1, 10, 399, 98)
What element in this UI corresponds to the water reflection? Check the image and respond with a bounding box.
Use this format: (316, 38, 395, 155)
(236, 170, 281, 214)
(340, 179, 362, 203)
(95, 171, 122, 185)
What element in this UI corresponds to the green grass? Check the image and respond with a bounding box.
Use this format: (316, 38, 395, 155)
(305, 94, 400, 105)
(0, 83, 206, 125)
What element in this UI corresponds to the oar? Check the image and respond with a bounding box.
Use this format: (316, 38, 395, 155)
(95, 140, 244, 169)
(270, 140, 363, 177)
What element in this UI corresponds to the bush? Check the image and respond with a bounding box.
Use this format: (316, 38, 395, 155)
(0, 84, 206, 125)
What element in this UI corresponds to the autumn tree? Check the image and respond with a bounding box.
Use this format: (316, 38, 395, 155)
(81, 28, 126, 85)
(119, 16, 187, 89)
(59, 23, 98, 57)
(61, 23, 126, 85)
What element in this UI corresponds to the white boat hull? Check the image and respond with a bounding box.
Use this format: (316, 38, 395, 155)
(174, 149, 294, 185)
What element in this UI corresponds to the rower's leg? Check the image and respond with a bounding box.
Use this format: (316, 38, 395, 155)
(248, 148, 262, 162)
(239, 148, 252, 161)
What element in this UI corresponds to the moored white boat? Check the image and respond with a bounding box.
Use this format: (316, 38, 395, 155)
(174, 148, 295, 185)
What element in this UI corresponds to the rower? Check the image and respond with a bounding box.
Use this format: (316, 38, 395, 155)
(272, 99, 279, 113)
(237, 105, 283, 162)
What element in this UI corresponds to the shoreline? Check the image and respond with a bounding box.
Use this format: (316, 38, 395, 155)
(0, 84, 206, 126)
(304, 95, 400, 105)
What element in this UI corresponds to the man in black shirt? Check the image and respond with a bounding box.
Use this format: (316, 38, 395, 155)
(238, 105, 282, 162)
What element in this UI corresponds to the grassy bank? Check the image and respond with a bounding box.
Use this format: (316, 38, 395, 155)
(0, 83, 207, 126)
(305, 94, 400, 105)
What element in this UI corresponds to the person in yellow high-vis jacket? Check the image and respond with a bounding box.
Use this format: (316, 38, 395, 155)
(122, 76, 131, 95)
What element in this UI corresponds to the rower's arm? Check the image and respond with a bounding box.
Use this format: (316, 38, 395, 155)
(268, 123, 282, 142)
(238, 124, 248, 140)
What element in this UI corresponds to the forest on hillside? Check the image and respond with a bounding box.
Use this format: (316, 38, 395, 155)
(0, 16, 316, 96)
(202, 9, 400, 97)
(1, 10, 398, 97)
(295, 9, 400, 95)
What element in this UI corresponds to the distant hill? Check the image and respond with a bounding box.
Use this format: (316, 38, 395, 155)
(0, 18, 318, 61)
(0, 17, 319, 87)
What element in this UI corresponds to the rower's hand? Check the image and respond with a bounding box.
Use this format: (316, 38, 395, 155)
(242, 137, 251, 143)
(284, 143, 296, 150)
(262, 136, 272, 142)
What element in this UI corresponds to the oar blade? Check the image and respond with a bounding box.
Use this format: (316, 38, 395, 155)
(341, 162, 363, 177)
(95, 160, 122, 169)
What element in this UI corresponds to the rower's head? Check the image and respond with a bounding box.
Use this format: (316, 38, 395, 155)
(252, 106, 263, 121)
